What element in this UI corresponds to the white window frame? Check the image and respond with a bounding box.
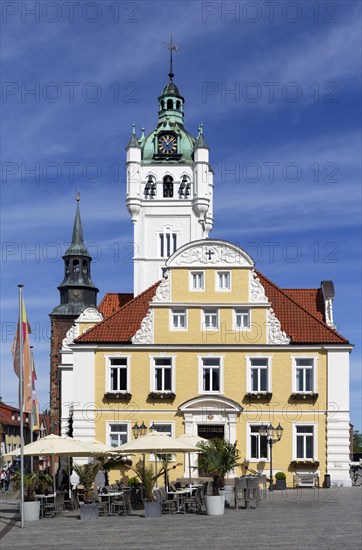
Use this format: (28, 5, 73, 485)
(149, 422, 175, 461)
(107, 421, 130, 448)
(190, 270, 205, 291)
(216, 270, 231, 291)
(170, 308, 187, 330)
(246, 356, 272, 393)
(150, 355, 176, 394)
(106, 355, 131, 394)
(292, 423, 318, 461)
(198, 355, 224, 394)
(292, 356, 318, 393)
(247, 423, 270, 462)
(202, 308, 219, 331)
(233, 308, 251, 331)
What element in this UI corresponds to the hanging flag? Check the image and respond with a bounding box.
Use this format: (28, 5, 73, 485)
(31, 352, 39, 430)
(12, 296, 32, 413)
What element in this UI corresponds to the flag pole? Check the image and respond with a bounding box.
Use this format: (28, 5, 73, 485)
(18, 284, 25, 528)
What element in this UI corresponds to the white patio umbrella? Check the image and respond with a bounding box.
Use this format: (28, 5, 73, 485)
(176, 434, 207, 485)
(115, 432, 198, 487)
(4, 434, 115, 495)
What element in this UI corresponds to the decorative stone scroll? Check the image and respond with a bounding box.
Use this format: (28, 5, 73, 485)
(171, 242, 253, 268)
(152, 277, 170, 303)
(132, 309, 153, 344)
(62, 324, 80, 350)
(77, 308, 103, 323)
(250, 270, 268, 303)
(267, 309, 290, 345)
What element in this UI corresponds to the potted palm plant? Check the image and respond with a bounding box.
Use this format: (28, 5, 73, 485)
(132, 464, 162, 518)
(13, 471, 53, 522)
(73, 461, 103, 520)
(197, 438, 241, 516)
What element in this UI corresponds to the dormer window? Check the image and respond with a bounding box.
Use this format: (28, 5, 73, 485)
(163, 176, 174, 198)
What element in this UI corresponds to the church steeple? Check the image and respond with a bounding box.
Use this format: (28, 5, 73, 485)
(50, 197, 98, 316)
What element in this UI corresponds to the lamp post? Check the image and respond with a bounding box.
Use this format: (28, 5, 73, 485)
(259, 423, 284, 491)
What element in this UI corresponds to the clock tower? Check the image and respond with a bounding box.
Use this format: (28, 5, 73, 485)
(49, 199, 99, 434)
(126, 57, 214, 295)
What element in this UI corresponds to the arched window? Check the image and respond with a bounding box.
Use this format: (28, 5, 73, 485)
(145, 176, 156, 198)
(65, 260, 70, 275)
(163, 175, 174, 198)
(167, 99, 173, 110)
(160, 100, 165, 110)
(82, 260, 88, 274)
(73, 260, 80, 272)
(176, 100, 181, 110)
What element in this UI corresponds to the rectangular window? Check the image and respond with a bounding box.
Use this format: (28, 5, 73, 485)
(150, 424, 174, 461)
(296, 426, 314, 459)
(172, 308, 186, 329)
(159, 233, 177, 258)
(109, 423, 128, 447)
(203, 308, 219, 330)
(191, 271, 204, 290)
(295, 358, 314, 392)
(217, 271, 231, 290)
(154, 358, 172, 392)
(250, 358, 269, 392)
(235, 308, 251, 330)
(202, 358, 220, 392)
(250, 425, 268, 460)
(109, 358, 128, 392)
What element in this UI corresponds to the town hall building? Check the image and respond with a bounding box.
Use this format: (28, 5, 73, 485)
(50, 63, 352, 487)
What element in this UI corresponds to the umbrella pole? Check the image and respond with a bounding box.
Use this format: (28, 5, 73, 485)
(188, 451, 192, 487)
(155, 452, 158, 488)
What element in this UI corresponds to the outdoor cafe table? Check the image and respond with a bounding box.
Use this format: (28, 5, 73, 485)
(167, 488, 192, 514)
(35, 494, 55, 518)
(99, 491, 124, 514)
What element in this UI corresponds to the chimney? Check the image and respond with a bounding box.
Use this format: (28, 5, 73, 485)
(321, 280, 336, 329)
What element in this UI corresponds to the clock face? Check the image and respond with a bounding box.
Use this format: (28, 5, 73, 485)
(158, 134, 177, 155)
(71, 289, 81, 302)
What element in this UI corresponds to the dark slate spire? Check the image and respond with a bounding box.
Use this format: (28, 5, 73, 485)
(194, 123, 209, 150)
(64, 201, 89, 257)
(50, 197, 98, 316)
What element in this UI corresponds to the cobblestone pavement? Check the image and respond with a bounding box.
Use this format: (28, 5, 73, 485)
(1, 487, 361, 550)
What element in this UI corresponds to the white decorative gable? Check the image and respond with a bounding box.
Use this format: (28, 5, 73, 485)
(132, 309, 154, 344)
(152, 277, 170, 303)
(61, 307, 103, 350)
(167, 239, 254, 268)
(249, 269, 269, 303)
(267, 309, 290, 345)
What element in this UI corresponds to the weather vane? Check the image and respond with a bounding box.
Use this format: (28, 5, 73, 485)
(162, 34, 179, 80)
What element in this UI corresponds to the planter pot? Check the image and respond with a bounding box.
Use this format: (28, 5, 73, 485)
(21, 501, 40, 522)
(205, 495, 225, 516)
(275, 479, 287, 490)
(79, 503, 99, 521)
(144, 501, 162, 518)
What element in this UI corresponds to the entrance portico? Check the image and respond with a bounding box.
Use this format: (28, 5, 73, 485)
(178, 396, 243, 478)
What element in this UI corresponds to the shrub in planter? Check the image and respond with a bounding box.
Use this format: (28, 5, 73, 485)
(132, 464, 162, 518)
(73, 461, 104, 520)
(275, 471, 287, 490)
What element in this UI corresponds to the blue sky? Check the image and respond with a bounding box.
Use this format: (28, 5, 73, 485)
(1, 1, 361, 430)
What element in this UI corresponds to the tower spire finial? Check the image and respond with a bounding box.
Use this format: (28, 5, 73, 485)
(76, 189, 80, 203)
(162, 34, 179, 81)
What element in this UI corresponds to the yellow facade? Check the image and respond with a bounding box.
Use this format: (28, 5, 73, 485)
(86, 257, 328, 486)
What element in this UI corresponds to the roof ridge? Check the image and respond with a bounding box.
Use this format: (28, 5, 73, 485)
(76, 281, 160, 342)
(283, 288, 319, 291)
(255, 269, 348, 343)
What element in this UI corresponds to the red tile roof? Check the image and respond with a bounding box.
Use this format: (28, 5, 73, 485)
(76, 273, 349, 346)
(98, 293, 134, 318)
(256, 271, 349, 344)
(282, 288, 325, 323)
(76, 282, 159, 343)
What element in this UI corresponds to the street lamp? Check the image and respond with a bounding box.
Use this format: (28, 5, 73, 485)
(132, 421, 148, 440)
(259, 422, 284, 491)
